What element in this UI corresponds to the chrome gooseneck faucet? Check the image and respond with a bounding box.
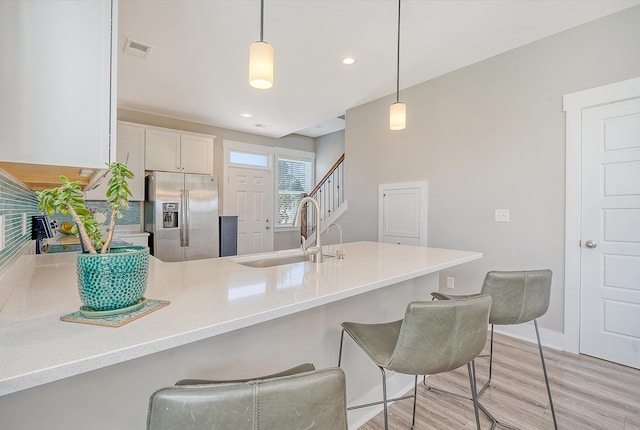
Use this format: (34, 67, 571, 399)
(293, 196, 323, 263)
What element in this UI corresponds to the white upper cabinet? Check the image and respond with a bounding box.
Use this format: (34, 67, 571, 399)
(145, 126, 214, 175)
(0, 0, 116, 168)
(85, 122, 145, 201)
(144, 128, 181, 172)
(180, 133, 215, 174)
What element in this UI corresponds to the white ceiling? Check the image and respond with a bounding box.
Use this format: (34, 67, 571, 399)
(117, 0, 639, 138)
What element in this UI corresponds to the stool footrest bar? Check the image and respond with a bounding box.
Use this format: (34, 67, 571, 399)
(347, 394, 415, 411)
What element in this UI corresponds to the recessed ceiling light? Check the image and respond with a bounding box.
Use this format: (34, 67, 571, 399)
(240, 113, 253, 118)
(342, 57, 356, 65)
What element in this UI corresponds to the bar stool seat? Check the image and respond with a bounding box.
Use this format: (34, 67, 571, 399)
(430, 269, 558, 430)
(147, 363, 347, 430)
(339, 295, 492, 430)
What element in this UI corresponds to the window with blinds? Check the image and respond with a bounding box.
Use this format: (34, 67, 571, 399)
(277, 157, 312, 225)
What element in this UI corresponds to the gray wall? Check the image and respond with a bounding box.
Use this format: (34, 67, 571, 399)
(315, 130, 345, 184)
(341, 6, 640, 333)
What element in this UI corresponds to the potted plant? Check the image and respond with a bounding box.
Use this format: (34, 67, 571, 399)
(37, 162, 149, 313)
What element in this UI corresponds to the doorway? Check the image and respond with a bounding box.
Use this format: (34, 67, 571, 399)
(564, 77, 640, 368)
(223, 141, 274, 255)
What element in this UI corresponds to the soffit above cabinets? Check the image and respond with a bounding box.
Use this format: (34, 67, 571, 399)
(0, 162, 98, 192)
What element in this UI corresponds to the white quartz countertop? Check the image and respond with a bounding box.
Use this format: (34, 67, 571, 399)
(0, 241, 481, 396)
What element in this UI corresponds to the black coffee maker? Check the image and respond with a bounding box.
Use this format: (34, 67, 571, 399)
(32, 215, 56, 254)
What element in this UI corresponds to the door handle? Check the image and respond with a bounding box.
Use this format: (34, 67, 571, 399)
(265, 226, 271, 230)
(184, 189, 190, 247)
(585, 240, 598, 248)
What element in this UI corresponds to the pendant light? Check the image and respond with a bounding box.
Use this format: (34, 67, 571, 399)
(249, 0, 274, 89)
(390, 0, 406, 130)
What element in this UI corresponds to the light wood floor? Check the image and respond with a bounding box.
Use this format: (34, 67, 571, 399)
(358, 332, 640, 429)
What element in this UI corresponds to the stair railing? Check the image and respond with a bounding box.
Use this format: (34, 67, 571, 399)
(300, 154, 345, 239)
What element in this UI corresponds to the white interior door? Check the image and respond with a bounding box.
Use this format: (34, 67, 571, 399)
(580, 97, 640, 369)
(228, 167, 274, 255)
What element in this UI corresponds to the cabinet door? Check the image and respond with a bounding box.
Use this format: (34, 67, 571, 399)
(85, 122, 146, 201)
(378, 182, 428, 246)
(180, 133, 214, 174)
(145, 128, 181, 172)
(0, 0, 114, 168)
(116, 123, 145, 200)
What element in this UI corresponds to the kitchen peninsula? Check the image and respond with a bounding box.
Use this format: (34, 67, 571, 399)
(0, 241, 481, 429)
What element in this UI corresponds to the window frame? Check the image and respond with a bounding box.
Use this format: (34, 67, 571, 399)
(274, 147, 315, 231)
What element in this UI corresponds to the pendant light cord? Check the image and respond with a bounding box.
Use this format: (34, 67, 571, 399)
(260, 0, 265, 42)
(396, 0, 401, 103)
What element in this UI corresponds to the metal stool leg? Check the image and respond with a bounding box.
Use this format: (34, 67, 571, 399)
(340, 329, 415, 429)
(424, 324, 494, 400)
(381, 367, 389, 430)
(478, 324, 495, 395)
(468, 360, 482, 430)
(534, 319, 558, 430)
(411, 375, 418, 429)
(338, 329, 346, 366)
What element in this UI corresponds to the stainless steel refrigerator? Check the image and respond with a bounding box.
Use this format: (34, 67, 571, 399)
(145, 172, 219, 262)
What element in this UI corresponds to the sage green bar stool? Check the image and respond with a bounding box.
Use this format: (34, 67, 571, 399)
(430, 270, 558, 430)
(147, 363, 347, 430)
(338, 295, 492, 430)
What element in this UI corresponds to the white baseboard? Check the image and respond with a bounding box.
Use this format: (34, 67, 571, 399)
(493, 323, 564, 351)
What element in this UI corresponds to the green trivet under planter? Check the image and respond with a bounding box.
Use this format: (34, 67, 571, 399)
(60, 299, 169, 327)
(79, 298, 147, 318)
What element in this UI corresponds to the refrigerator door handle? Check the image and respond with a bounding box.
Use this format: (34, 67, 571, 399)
(180, 190, 186, 247)
(184, 189, 190, 247)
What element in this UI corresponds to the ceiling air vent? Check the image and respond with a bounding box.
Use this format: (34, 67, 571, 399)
(124, 38, 152, 58)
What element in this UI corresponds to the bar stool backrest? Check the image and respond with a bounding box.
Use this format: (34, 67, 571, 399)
(147, 367, 347, 430)
(387, 295, 492, 375)
(481, 270, 552, 325)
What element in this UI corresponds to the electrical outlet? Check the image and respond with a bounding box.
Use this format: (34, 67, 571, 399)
(22, 213, 27, 235)
(495, 209, 510, 222)
(446, 276, 455, 289)
(0, 215, 5, 251)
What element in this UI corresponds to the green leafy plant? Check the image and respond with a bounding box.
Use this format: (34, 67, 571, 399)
(36, 162, 134, 254)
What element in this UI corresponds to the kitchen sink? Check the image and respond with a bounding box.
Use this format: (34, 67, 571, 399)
(235, 252, 334, 268)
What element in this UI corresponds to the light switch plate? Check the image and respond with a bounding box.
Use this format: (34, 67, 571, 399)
(495, 209, 510, 222)
(446, 276, 455, 289)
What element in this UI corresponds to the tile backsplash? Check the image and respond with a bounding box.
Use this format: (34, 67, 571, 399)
(0, 170, 39, 269)
(0, 169, 142, 268)
(47, 201, 142, 229)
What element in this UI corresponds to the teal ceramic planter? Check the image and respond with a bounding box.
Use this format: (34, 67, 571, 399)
(76, 246, 149, 311)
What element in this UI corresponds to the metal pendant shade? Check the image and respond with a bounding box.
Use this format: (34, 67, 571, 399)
(249, 0, 273, 89)
(390, 0, 406, 130)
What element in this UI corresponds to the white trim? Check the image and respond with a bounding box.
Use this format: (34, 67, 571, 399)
(274, 148, 315, 229)
(274, 146, 316, 161)
(222, 139, 275, 226)
(223, 140, 274, 171)
(562, 76, 640, 354)
(494, 324, 564, 352)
